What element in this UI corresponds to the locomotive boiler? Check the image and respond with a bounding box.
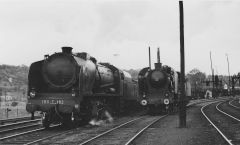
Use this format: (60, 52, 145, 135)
(26, 47, 138, 128)
(138, 48, 179, 114)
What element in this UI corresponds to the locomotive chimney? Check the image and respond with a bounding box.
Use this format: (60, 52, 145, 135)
(155, 47, 162, 69)
(157, 47, 160, 63)
(62, 47, 73, 54)
(149, 46, 151, 69)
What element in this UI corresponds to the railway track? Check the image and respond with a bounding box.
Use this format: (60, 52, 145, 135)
(0, 116, 40, 125)
(78, 115, 167, 145)
(0, 98, 222, 145)
(229, 99, 240, 109)
(23, 98, 217, 144)
(0, 115, 75, 145)
(201, 100, 240, 145)
(187, 98, 215, 107)
(0, 118, 41, 135)
(0, 124, 72, 145)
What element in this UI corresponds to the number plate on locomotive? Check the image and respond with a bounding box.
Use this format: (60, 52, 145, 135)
(41, 99, 64, 105)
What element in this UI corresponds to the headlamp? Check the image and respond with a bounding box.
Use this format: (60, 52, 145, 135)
(71, 88, 76, 97)
(30, 90, 36, 98)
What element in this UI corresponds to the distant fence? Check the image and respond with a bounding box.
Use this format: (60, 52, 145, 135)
(0, 101, 30, 119)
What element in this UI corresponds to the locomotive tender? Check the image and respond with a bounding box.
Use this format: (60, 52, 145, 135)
(26, 47, 138, 128)
(138, 48, 180, 113)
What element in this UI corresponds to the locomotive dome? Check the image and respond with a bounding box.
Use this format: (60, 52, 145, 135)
(42, 48, 77, 89)
(149, 70, 168, 88)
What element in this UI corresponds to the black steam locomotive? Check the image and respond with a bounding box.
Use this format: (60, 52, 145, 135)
(26, 47, 138, 128)
(138, 48, 180, 114)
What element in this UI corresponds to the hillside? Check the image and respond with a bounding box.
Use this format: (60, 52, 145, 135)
(0, 65, 29, 95)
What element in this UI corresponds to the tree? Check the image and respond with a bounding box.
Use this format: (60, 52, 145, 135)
(186, 68, 206, 98)
(124, 69, 140, 80)
(186, 68, 206, 85)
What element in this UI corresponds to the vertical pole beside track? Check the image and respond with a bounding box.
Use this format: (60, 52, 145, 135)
(149, 46, 151, 69)
(5, 91, 7, 118)
(179, 1, 186, 128)
(210, 52, 215, 98)
(226, 54, 231, 96)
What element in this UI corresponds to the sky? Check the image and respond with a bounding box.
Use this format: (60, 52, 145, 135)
(0, 0, 239, 75)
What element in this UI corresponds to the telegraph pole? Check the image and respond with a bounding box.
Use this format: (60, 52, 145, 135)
(149, 46, 151, 69)
(210, 52, 214, 98)
(179, 1, 186, 128)
(226, 54, 231, 96)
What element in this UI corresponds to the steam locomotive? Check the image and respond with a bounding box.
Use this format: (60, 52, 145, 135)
(26, 47, 138, 128)
(138, 48, 181, 114)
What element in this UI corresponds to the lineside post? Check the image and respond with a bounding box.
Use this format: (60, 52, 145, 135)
(210, 52, 215, 98)
(179, 0, 186, 128)
(149, 46, 151, 69)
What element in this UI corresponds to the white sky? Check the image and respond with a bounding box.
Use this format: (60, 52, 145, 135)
(0, 0, 239, 75)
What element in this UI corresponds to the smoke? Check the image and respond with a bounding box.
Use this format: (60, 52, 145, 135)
(89, 110, 114, 126)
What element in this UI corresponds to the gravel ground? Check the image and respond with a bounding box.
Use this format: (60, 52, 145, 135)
(132, 102, 227, 145)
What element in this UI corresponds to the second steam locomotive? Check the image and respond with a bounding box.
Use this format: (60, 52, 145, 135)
(138, 48, 189, 114)
(26, 47, 138, 128)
